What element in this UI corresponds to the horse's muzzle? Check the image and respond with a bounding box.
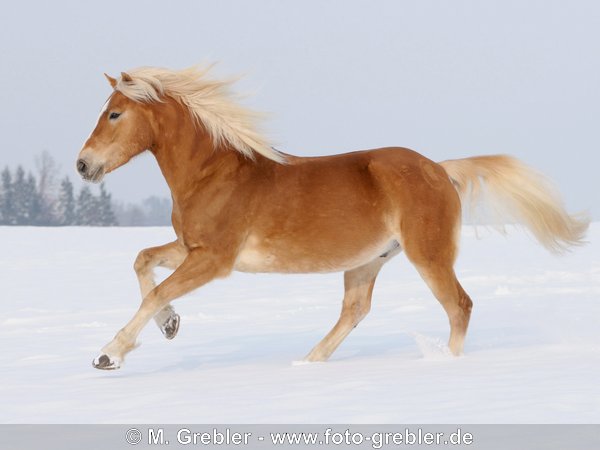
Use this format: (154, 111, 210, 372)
(77, 158, 105, 183)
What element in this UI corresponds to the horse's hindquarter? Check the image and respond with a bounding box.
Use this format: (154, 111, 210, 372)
(234, 147, 456, 273)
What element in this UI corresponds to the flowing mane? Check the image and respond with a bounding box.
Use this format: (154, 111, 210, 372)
(115, 65, 285, 163)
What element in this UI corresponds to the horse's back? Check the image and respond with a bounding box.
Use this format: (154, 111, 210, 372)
(285, 146, 460, 220)
(300, 146, 463, 253)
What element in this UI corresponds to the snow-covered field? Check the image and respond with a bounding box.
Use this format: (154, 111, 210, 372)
(1, 224, 598, 424)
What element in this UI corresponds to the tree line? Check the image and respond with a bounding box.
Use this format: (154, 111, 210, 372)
(0, 165, 117, 226)
(0, 152, 172, 226)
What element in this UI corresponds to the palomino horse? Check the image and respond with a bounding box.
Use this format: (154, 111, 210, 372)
(77, 66, 588, 370)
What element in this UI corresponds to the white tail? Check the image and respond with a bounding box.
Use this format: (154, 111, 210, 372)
(439, 155, 589, 253)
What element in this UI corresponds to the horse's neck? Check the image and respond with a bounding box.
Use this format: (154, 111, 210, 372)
(151, 130, 248, 205)
(148, 100, 274, 210)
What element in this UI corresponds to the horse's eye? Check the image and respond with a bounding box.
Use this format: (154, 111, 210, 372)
(109, 112, 121, 120)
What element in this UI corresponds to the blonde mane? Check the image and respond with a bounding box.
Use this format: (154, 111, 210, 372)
(115, 65, 285, 163)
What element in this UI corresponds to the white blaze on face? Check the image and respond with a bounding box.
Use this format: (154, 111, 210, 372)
(84, 94, 113, 143)
(97, 94, 113, 121)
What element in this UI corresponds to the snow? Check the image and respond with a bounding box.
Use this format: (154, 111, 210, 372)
(0, 224, 598, 424)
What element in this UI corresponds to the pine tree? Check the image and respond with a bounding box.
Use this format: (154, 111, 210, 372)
(0, 167, 15, 225)
(75, 185, 97, 225)
(11, 167, 42, 225)
(25, 172, 42, 225)
(98, 183, 118, 226)
(57, 176, 76, 225)
(12, 166, 28, 224)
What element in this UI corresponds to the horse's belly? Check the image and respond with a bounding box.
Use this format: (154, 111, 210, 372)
(234, 235, 396, 273)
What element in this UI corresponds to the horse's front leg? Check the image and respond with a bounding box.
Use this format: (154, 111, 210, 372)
(94, 248, 234, 370)
(134, 240, 188, 339)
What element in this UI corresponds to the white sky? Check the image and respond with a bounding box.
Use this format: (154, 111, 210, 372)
(1, 0, 598, 217)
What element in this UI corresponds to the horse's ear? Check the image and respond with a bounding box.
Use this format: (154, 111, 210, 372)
(104, 73, 117, 89)
(120, 72, 133, 83)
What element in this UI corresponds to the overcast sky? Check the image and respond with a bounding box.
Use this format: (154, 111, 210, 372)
(1, 0, 598, 217)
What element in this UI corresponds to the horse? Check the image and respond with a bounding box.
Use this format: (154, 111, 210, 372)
(77, 65, 588, 370)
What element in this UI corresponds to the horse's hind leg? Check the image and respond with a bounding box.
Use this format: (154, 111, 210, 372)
(304, 249, 398, 362)
(415, 264, 472, 355)
(134, 240, 188, 339)
(400, 225, 473, 356)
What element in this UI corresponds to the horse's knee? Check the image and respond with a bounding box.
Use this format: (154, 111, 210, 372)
(134, 249, 152, 274)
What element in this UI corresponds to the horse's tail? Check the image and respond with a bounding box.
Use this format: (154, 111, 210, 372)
(439, 155, 589, 254)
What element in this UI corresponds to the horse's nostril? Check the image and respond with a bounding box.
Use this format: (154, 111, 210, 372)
(77, 159, 88, 175)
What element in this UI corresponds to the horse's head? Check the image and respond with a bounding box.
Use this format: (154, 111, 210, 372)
(77, 73, 155, 183)
(78, 66, 285, 183)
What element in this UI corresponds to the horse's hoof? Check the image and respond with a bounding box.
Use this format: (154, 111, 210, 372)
(92, 354, 121, 370)
(160, 313, 180, 340)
